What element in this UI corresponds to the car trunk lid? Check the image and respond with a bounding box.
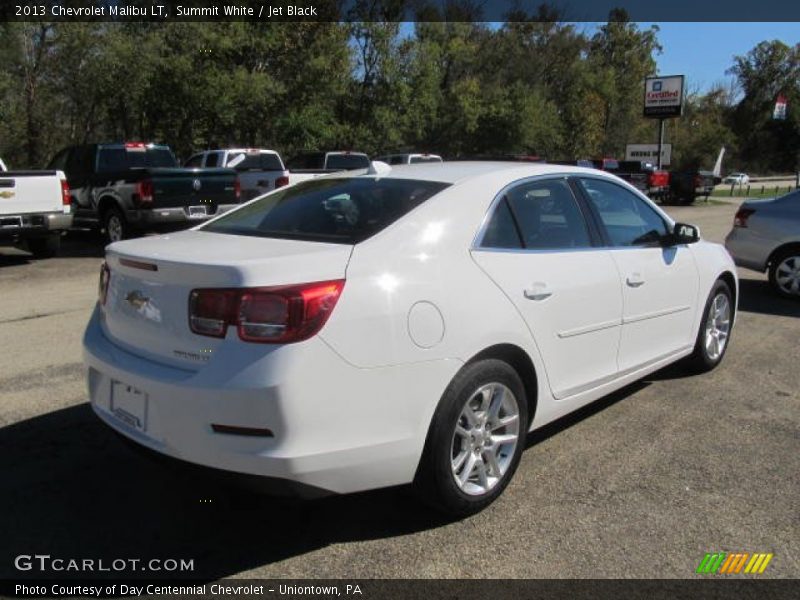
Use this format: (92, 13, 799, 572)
(102, 230, 352, 369)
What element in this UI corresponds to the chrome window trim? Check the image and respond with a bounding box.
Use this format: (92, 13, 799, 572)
(471, 172, 678, 255)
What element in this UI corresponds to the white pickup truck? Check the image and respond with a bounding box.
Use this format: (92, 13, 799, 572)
(184, 148, 289, 201)
(0, 159, 73, 257)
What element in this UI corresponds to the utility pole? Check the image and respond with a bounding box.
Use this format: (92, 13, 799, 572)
(657, 119, 665, 169)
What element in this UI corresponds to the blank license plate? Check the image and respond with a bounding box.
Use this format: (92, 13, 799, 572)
(188, 205, 208, 218)
(110, 381, 148, 432)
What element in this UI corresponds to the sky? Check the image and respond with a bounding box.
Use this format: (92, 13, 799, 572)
(646, 22, 800, 92)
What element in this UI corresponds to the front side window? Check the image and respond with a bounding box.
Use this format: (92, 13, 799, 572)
(480, 179, 591, 250)
(203, 177, 449, 244)
(579, 178, 668, 247)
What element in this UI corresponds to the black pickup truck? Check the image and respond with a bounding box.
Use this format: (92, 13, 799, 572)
(48, 142, 241, 243)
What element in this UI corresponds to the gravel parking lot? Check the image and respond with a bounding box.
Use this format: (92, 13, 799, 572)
(0, 199, 797, 580)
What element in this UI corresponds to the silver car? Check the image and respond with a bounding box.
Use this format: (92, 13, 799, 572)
(725, 190, 800, 298)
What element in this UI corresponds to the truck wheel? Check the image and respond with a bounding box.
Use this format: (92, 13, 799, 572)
(27, 234, 61, 259)
(103, 207, 128, 244)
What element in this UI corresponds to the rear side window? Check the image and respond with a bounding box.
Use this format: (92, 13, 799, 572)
(226, 152, 284, 171)
(326, 154, 370, 170)
(481, 198, 522, 249)
(203, 177, 449, 244)
(579, 178, 668, 246)
(204, 152, 221, 167)
(96, 147, 177, 172)
(184, 154, 203, 168)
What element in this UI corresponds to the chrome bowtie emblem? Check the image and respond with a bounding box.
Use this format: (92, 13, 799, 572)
(192, 179, 201, 191)
(125, 290, 149, 310)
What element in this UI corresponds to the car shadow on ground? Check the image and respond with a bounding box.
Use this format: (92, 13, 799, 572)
(0, 232, 103, 267)
(2, 382, 653, 581)
(737, 277, 799, 318)
(0, 403, 450, 581)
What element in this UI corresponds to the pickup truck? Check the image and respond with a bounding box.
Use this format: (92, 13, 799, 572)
(286, 151, 370, 185)
(613, 161, 670, 201)
(48, 142, 241, 243)
(375, 153, 443, 165)
(0, 159, 72, 257)
(184, 148, 289, 201)
(668, 170, 717, 205)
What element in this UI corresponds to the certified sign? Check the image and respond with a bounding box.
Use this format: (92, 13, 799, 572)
(644, 75, 684, 118)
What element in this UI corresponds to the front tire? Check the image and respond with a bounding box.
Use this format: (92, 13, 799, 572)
(768, 248, 800, 299)
(414, 359, 528, 517)
(685, 279, 733, 373)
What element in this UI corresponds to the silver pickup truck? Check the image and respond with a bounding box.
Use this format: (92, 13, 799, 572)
(0, 159, 73, 258)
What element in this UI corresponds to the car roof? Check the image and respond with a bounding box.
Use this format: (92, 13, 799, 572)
(347, 161, 604, 185)
(220, 148, 280, 154)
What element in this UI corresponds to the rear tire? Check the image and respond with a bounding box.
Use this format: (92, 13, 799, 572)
(685, 279, 733, 373)
(27, 234, 61, 258)
(103, 206, 128, 244)
(414, 359, 528, 517)
(768, 248, 800, 299)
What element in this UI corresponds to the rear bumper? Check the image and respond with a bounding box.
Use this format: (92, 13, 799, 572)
(126, 204, 238, 226)
(724, 228, 770, 272)
(82, 307, 459, 495)
(0, 211, 72, 240)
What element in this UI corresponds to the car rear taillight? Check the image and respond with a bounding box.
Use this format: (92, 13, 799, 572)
(648, 171, 669, 188)
(60, 179, 71, 210)
(275, 175, 289, 188)
(734, 207, 755, 228)
(234, 177, 241, 200)
(136, 179, 154, 205)
(98, 262, 110, 306)
(189, 280, 345, 343)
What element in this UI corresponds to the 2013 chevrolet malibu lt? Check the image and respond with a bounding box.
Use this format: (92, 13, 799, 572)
(84, 162, 738, 515)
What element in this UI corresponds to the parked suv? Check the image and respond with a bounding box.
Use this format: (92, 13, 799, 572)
(48, 142, 241, 243)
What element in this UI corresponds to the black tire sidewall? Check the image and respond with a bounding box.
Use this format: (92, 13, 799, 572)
(769, 249, 800, 300)
(417, 359, 528, 516)
(103, 207, 127, 244)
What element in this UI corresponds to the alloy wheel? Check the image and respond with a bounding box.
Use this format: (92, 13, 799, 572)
(107, 215, 123, 243)
(450, 382, 520, 496)
(704, 293, 731, 361)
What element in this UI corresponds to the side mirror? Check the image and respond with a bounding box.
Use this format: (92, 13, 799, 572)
(671, 222, 700, 245)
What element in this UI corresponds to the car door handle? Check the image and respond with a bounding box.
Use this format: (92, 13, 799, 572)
(626, 273, 645, 288)
(524, 285, 553, 301)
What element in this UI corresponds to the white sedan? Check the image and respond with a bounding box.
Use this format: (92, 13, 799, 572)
(724, 172, 750, 185)
(84, 162, 737, 515)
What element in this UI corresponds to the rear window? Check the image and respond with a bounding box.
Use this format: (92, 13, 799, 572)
(97, 147, 176, 172)
(203, 177, 449, 244)
(326, 154, 370, 170)
(227, 152, 284, 171)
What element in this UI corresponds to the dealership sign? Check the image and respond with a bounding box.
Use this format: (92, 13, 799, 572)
(643, 75, 684, 118)
(625, 143, 672, 166)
